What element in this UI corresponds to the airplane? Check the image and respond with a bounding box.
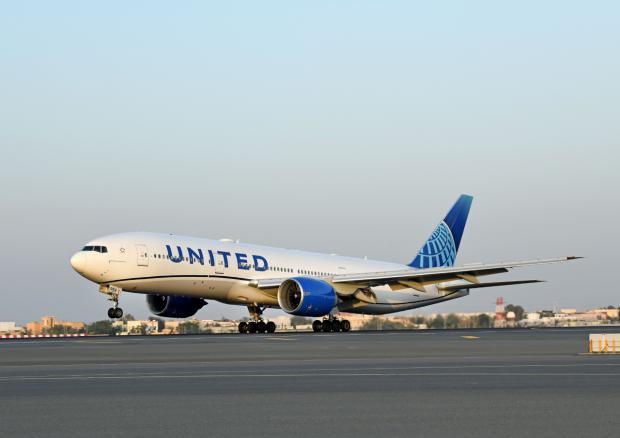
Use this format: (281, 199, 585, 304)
(70, 195, 580, 334)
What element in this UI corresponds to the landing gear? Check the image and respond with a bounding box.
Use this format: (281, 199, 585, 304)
(321, 320, 332, 332)
(238, 305, 277, 334)
(331, 319, 341, 332)
(312, 317, 351, 333)
(312, 320, 322, 332)
(266, 321, 276, 333)
(100, 285, 124, 319)
(238, 322, 248, 334)
(257, 321, 267, 333)
(107, 307, 123, 319)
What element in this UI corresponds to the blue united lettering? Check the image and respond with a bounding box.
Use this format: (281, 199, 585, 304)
(165, 244, 269, 271)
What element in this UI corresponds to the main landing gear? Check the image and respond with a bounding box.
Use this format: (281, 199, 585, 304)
(238, 305, 276, 334)
(100, 285, 124, 319)
(312, 317, 351, 333)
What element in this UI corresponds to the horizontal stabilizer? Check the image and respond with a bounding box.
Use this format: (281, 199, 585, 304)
(440, 279, 543, 292)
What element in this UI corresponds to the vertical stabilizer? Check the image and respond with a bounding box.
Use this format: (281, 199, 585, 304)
(409, 195, 473, 268)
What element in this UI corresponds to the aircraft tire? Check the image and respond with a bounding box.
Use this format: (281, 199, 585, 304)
(331, 320, 341, 332)
(257, 321, 267, 333)
(321, 320, 332, 332)
(341, 320, 351, 332)
(266, 321, 276, 333)
(248, 321, 258, 334)
(238, 322, 248, 334)
(312, 320, 322, 332)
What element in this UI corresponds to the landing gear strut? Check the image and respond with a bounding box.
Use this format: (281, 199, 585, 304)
(312, 316, 351, 333)
(238, 305, 276, 334)
(100, 285, 124, 319)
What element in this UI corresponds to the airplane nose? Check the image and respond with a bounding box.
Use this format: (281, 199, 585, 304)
(70, 252, 86, 273)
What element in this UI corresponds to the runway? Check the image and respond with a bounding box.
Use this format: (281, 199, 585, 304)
(2, 329, 619, 438)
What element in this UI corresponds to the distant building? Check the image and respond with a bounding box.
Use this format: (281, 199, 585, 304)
(26, 317, 85, 335)
(597, 308, 619, 319)
(164, 320, 180, 331)
(126, 320, 158, 334)
(41, 316, 57, 328)
(506, 311, 517, 328)
(26, 321, 43, 335)
(0, 322, 20, 334)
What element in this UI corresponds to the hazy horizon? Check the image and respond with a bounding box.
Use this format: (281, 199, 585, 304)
(1, 1, 618, 324)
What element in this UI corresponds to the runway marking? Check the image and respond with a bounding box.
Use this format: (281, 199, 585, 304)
(2, 356, 620, 370)
(1, 371, 620, 382)
(265, 337, 298, 341)
(3, 362, 620, 380)
(461, 336, 480, 340)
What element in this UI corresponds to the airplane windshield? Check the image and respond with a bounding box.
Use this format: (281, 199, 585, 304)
(82, 246, 108, 253)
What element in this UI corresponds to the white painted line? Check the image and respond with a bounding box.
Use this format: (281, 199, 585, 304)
(1, 371, 620, 382)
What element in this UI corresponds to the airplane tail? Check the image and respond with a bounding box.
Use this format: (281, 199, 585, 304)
(409, 195, 473, 269)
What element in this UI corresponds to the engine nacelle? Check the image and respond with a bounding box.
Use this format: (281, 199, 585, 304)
(146, 294, 206, 318)
(277, 277, 337, 317)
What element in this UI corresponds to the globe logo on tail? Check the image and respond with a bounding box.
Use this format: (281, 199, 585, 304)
(411, 221, 457, 268)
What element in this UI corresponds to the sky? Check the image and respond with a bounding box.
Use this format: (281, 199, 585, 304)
(0, 1, 618, 324)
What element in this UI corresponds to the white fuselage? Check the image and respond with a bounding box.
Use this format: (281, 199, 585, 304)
(71, 232, 468, 314)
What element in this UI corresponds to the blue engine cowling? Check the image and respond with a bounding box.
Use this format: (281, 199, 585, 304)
(277, 277, 337, 317)
(146, 295, 206, 318)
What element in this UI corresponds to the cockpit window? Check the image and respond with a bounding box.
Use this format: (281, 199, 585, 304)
(82, 246, 108, 253)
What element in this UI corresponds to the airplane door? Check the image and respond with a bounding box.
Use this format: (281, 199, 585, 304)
(215, 254, 225, 274)
(136, 244, 149, 267)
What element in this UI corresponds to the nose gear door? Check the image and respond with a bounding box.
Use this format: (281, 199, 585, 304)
(136, 244, 149, 267)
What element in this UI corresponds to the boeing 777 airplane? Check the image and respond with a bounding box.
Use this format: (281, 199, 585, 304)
(70, 195, 580, 334)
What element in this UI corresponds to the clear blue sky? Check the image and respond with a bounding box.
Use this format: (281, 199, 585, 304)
(1, 1, 618, 323)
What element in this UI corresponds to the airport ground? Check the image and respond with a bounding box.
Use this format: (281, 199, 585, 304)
(1, 328, 619, 438)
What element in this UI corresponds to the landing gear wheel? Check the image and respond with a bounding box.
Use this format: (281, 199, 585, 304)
(257, 321, 267, 333)
(238, 322, 248, 334)
(321, 320, 332, 332)
(248, 321, 258, 334)
(312, 320, 322, 332)
(266, 321, 276, 333)
(108, 307, 123, 319)
(331, 320, 341, 332)
(341, 319, 351, 332)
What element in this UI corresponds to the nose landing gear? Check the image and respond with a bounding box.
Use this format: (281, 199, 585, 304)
(238, 306, 277, 334)
(100, 284, 124, 320)
(107, 307, 123, 319)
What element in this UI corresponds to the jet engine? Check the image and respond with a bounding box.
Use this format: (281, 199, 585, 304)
(277, 277, 337, 317)
(146, 294, 206, 318)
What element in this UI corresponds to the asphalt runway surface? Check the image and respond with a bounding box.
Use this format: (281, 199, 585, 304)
(2, 328, 620, 438)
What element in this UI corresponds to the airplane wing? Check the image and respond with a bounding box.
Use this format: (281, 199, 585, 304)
(253, 257, 581, 292)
